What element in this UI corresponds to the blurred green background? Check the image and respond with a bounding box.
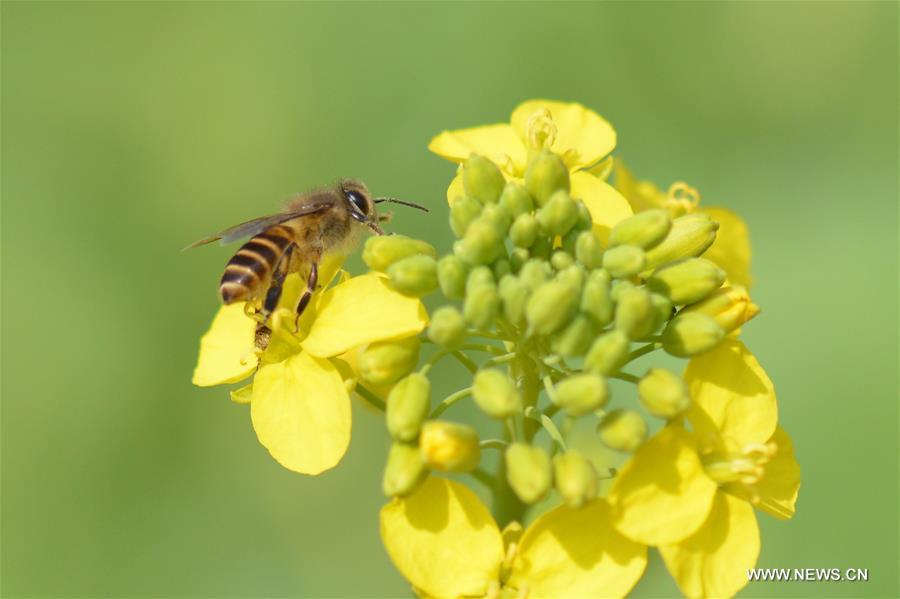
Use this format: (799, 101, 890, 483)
(2, 2, 897, 598)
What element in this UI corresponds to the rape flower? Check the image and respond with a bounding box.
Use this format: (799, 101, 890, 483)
(380, 476, 647, 598)
(193, 259, 427, 475)
(607, 339, 800, 598)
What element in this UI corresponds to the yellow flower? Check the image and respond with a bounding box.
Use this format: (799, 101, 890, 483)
(380, 476, 647, 599)
(615, 159, 752, 287)
(192, 259, 427, 475)
(607, 339, 800, 598)
(429, 99, 632, 242)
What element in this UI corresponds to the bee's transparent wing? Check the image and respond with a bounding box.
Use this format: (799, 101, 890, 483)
(182, 203, 331, 250)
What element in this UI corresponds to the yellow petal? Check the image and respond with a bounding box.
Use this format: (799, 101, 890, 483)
(685, 338, 777, 450)
(250, 352, 350, 475)
(612, 158, 666, 213)
(752, 427, 801, 520)
(699, 207, 752, 288)
(302, 273, 428, 358)
(380, 477, 504, 598)
(446, 168, 465, 206)
(428, 124, 527, 174)
(229, 383, 253, 405)
(571, 172, 633, 245)
(192, 303, 257, 387)
(507, 500, 647, 598)
(510, 100, 616, 169)
(608, 426, 717, 545)
(659, 492, 760, 599)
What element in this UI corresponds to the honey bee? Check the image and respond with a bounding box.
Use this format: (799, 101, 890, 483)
(185, 179, 428, 350)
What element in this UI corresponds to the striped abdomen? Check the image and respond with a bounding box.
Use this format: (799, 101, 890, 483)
(219, 225, 293, 304)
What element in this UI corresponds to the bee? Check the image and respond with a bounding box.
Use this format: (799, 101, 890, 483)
(185, 179, 428, 350)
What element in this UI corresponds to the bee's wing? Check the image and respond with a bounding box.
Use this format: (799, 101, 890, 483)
(182, 203, 331, 250)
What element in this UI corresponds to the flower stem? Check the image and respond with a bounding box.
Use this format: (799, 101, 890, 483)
(355, 385, 386, 412)
(429, 387, 473, 418)
(524, 406, 567, 452)
(451, 351, 478, 374)
(610, 371, 641, 384)
(627, 341, 662, 363)
(492, 424, 526, 529)
(479, 438, 509, 451)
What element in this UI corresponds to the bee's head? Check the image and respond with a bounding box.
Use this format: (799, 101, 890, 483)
(339, 178, 428, 236)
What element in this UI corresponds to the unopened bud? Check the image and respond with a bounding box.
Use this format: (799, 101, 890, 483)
(581, 269, 613, 326)
(466, 266, 495, 294)
(464, 282, 499, 329)
(560, 227, 580, 254)
(519, 259, 552, 292)
(463, 154, 506, 204)
(382, 442, 428, 497)
(575, 231, 604, 269)
(681, 285, 760, 333)
(615, 286, 655, 340)
(510, 213, 539, 248)
(650, 292, 674, 331)
(363, 235, 436, 272)
(608, 209, 672, 249)
(481, 203, 513, 235)
(551, 314, 595, 358)
(574, 199, 593, 231)
(505, 443, 552, 504)
(643, 213, 718, 272)
(449, 195, 483, 238)
(603, 244, 646, 279)
(662, 312, 725, 357)
(610, 279, 635, 303)
(499, 182, 534, 217)
(473, 369, 522, 419)
(647, 258, 726, 305)
(585, 330, 630, 375)
(526, 280, 579, 335)
(536, 190, 578, 236)
(499, 275, 528, 325)
(638, 368, 690, 418)
(509, 248, 529, 272)
(492, 258, 511, 280)
(386, 373, 431, 441)
(359, 337, 421, 386)
(427, 306, 466, 349)
(524, 149, 570, 207)
(553, 372, 609, 416)
(598, 409, 647, 452)
(420, 420, 481, 472)
(458, 216, 505, 265)
(387, 254, 438, 297)
(555, 264, 585, 295)
(553, 450, 598, 508)
(529, 234, 553, 259)
(437, 255, 468, 299)
(550, 251, 575, 272)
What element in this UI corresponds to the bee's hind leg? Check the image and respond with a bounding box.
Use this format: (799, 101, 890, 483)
(293, 259, 319, 333)
(253, 244, 294, 350)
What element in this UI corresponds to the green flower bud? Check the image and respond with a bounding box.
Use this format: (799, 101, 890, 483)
(526, 280, 579, 335)
(581, 269, 613, 327)
(610, 279, 635, 303)
(662, 312, 725, 357)
(649, 292, 674, 331)
(551, 314, 595, 358)
(492, 258, 512, 280)
(519, 259, 552, 292)
(427, 306, 466, 349)
(382, 442, 428, 497)
(529, 233, 553, 259)
(553, 450, 598, 508)
(505, 442, 552, 504)
(359, 336, 421, 386)
(602, 244, 646, 279)
(437, 255, 468, 299)
(647, 258, 726, 305)
(463, 154, 506, 204)
(638, 368, 690, 418)
(524, 149, 570, 207)
(574, 199, 593, 231)
(449, 195, 483, 238)
(458, 216, 504, 265)
(499, 275, 528, 325)
(464, 283, 499, 329)
(560, 227, 580, 254)
(509, 248, 529, 272)
(499, 182, 534, 217)
(386, 254, 438, 297)
(556, 264, 585, 294)
(575, 231, 604, 269)
(466, 265, 495, 294)
(598, 409, 647, 452)
(584, 330, 630, 375)
(615, 286, 655, 340)
(643, 213, 719, 272)
(420, 420, 481, 472)
(536, 190, 578, 236)
(481, 203, 513, 235)
(553, 372, 609, 416)
(472, 369, 522, 419)
(550, 250, 574, 271)
(386, 373, 431, 441)
(510, 213, 539, 248)
(608, 209, 672, 249)
(363, 235, 436, 272)
(680, 285, 760, 333)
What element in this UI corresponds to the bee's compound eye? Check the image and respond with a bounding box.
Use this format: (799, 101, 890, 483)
(346, 190, 368, 216)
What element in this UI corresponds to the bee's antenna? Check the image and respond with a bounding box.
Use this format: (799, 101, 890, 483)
(375, 197, 429, 213)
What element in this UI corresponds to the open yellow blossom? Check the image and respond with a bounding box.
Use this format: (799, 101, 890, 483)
(380, 476, 647, 599)
(193, 262, 427, 475)
(608, 339, 800, 598)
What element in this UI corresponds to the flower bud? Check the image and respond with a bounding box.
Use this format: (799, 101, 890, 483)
(458, 216, 505, 265)
(427, 306, 466, 349)
(509, 248, 529, 272)
(437, 255, 468, 299)
(363, 235, 436, 272)
(581, 269, 613, 327)
(420, 420, 481, 472)
(610, 279, 635, 303)
(510, 213, 539, 248)
(551, 314, 595, 358)
(449, 195, 483, 238)
(505, 443, 552, 503)
(386, 373, 431, 441)
(602, 244, 646, 279)
(574, 199, 593, 231)
(650, 292, 674, 331)
(387, 254, 438, 297)
(524, 149, 570, 207)
(519, 259, 551, 292)
(499, 275, 528, 325)
(598, 409, 647, 452)
(584, 330, 630, 375)
(550, 250, 574, 272)
(529, 234, 553, 259)
(575, 231, 604, 269)
(608, 209, 672, 249)
(638, 368, 690, 418)
(466, 265, 495, 294)
(492, 258, 511, 280)
(680, 285, 760, 333)
(555, 264, 585, 295)
(662, 312, 725, 357)
(382, 442, 428, 497)
(647, 258, 726, 305)
(499, 182, 534, 217)
(464, 282, 499, 329)
(553, 450, 598, 508)
(526, 280, 579, 335)
(359, 337, 421, 387)
(560, 227, 580, 254)
(463, 154, 506, 204)
(481, 203, 513, 235)
(643, 213, 718, 272)
(536, 190, 579, 236)
(553, 372, 609, 416)
(615, 286, 655, 340)
(473, 369, 522, 419)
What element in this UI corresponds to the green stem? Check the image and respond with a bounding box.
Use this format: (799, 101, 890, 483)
(429, 387, 473, 418)
(466, 329, 512, 342)
(492, 422, 526, 529)
(355, 385, 386, 412)
(479, 438, 509, 451)
(524, 406, 567, 452)
(481, 351, 517, 369)
(610, 371, 640, 384)
(627, 341, 662, 363)
(451, 350, 478, 374)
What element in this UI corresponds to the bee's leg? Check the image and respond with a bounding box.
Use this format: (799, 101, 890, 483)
(293, 259, 319, 332)
(253, 244, 295, 350)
